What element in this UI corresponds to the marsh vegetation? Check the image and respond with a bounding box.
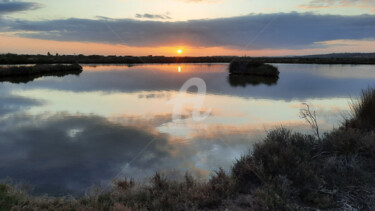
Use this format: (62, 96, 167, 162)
(229, 60, 279, 77)
(0, 64, 83, 84)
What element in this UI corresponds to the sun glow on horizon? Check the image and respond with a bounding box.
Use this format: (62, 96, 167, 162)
(3, 35, 375, 57)
(177, 49, 183, 54)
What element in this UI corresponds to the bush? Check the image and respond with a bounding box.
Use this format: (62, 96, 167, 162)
(347, 87, 375, 130)
(115, 178, 135, 191)
(0, 184, 19, 211)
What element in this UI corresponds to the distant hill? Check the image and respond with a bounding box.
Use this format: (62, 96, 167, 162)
(298, 53, 375, 59)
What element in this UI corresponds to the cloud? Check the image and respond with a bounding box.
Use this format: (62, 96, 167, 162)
(0, 84, 43, 115)
(0, 111, 261, 195)
(1, 13, 375, 50)
(135, 13, 171, 20)
(300, 0, 375, 11)
(0, 113, 175, 195)
(0, 0, 41, 14)
(0, 95, 42, 115)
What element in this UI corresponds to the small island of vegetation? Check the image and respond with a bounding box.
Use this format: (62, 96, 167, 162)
(0, 64, 83, 83)
(229, 60, 279, 77)
(0, 64, 82, 77)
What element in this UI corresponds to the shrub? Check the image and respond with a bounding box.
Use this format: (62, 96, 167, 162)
(348, 87, 375, 130)
(115, 178, 135, 191)
(0, 184, 19, 211)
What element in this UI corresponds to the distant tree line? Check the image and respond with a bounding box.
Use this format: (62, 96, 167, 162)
(0, 53, 374, 64)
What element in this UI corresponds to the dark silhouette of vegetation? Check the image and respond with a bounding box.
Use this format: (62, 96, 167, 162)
(300, 103, 321, 140)
(3, 88, 375, 210)
(1, 53, 375, 64)
(0, 184, 19, 211)
(345, 87, 375, 130)
(0, 64, 83, 84)
(229, 60, 280, 77)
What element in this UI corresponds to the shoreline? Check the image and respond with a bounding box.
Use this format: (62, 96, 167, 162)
(1, 54, 375, 65)
(0, 64, 83, 83)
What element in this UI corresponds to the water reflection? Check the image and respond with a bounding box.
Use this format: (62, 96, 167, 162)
(228, 75, 279, 87)
(0, 113, 171, 195)
(3, 63, 374, 101)
(0, 112, 262, 196)
(0, 85, 43, 115)
(0, 63, 375, 196)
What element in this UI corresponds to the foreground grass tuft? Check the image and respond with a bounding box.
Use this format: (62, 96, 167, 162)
(0, 184, 19, 211)
(347, 87, 375, 130)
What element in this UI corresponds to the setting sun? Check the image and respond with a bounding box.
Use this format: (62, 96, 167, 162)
(177, 49, 183, 54)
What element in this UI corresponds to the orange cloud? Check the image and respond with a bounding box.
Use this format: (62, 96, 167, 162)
(299, 0, 375, 11)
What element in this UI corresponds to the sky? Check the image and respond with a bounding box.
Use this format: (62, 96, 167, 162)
(0, 0, 375, 56)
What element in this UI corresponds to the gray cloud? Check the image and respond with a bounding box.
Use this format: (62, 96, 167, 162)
(0, 113, 174, 195)
(1, 12, 375, 50)
(0, 95, 42, 115)
(0, 111, 258, 195)
(0, 84, 43, 115)
(135, 13, 171, 20)
(0, 0, 41, 14)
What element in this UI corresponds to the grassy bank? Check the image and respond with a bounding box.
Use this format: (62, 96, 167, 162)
(2, 89, 375, 210)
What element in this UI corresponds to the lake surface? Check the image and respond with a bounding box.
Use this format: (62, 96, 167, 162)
(1, 63, 375, 196)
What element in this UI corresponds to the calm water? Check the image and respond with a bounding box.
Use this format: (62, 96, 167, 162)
(1, 63, 375, 195)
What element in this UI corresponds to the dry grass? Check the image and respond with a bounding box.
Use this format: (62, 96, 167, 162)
(345, 87, 375, 130)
